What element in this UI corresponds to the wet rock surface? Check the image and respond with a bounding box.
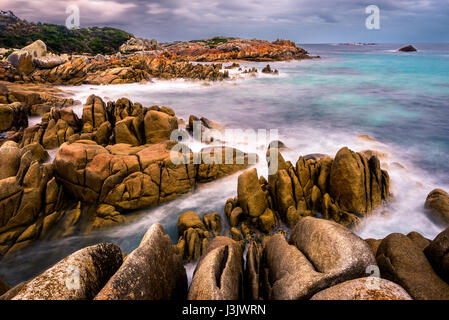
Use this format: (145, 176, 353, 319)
(12, 243, 123, 300)
(95, 223, 186, 300)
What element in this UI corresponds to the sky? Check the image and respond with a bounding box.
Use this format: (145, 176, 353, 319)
(2, 0, 449, 43)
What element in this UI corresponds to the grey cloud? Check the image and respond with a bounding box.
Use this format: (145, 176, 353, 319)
(2, 0, 449, 42)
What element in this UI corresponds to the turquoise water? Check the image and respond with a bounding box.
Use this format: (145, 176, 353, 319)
(2, 43, 449, 285)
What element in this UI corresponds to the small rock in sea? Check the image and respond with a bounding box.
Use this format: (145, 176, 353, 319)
(398, 45, 417, 52)
(262, 64, 272, 73)
(357, 134, 378, 142)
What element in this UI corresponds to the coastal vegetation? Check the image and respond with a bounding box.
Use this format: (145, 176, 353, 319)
(0, 10, 132, 54)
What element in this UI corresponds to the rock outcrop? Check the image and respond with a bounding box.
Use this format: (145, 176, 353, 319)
(0, 81, 75, 116)
(161, 38, 311, 62)
(424, 189, 449, 225)
(12, 243, 123, 300)
(3, 38, 314, 85)
(0, 141, 66, 257)
(54, 140, 252, 215)
(94, 223, 186, 300)
(224, 147, 390, 243)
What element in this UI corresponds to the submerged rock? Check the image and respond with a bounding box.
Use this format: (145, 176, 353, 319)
(95, 223, 186, 300)
(310, 278, 412, 300)
(12, 243, 122, 300)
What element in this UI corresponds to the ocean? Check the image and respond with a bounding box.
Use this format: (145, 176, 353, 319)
(1, 43, 449, 285)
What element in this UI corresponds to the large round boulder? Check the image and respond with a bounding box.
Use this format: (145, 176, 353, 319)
(310, 277, 412, 300)
(263, 217, 376, 299)
(7, 51, 33, 74)
(424, 189, 449, 225)
(376, 233, 449, 300)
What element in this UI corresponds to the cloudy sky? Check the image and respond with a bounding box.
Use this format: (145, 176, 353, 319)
(2, 0, 449, 43)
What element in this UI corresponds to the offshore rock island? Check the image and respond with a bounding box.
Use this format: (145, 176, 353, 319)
(0, 10, 449, 301)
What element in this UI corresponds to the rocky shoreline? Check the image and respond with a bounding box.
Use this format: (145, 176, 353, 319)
(1, 38, 315, 85)
(1, 36, 449, 300)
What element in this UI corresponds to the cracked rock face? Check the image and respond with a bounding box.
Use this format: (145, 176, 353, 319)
(54, 140, 253, 212)
(188, 236, 244, 300)
(263, 217, 376, 300)
(94, 223, 186, 300)
(0, 141, 65, 257)
(12, 243, 123, 300)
